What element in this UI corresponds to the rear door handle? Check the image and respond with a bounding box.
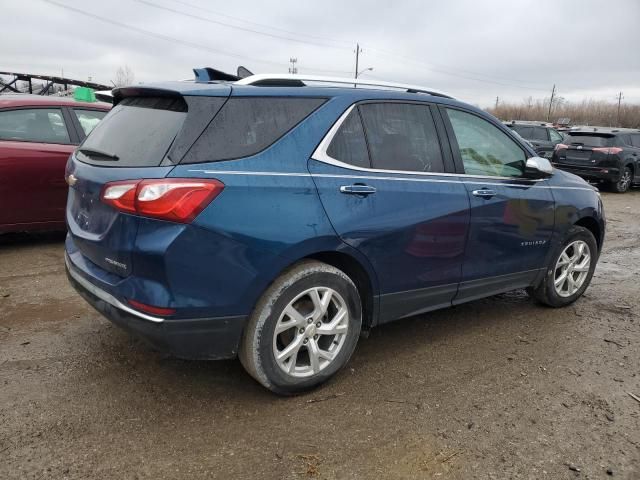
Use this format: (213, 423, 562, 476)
(472, 189, 496, 199)
(340, 184, 377, 195)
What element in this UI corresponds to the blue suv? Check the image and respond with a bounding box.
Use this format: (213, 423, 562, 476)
(65, 74, 605, 394)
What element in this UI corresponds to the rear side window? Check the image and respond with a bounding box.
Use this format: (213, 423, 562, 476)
(77, 96, 187, 167)
(73, 109, 107, 136)
(512, 125, 532, 138)
(0, 108, 70, 144)
(359, 103, 444, 173)
(631, 134, 640, 148)
(565, 134, 614, 147)
(326, 109, 370, 168)
(446, 108, 526, 178)
(183, 97, 325, 163)
(529, 127, 549, 141)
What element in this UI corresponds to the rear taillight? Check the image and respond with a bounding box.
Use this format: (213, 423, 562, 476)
(101, 178, 224, 223)
(592, 147, 623, 155)
(554, 143, 568, 151)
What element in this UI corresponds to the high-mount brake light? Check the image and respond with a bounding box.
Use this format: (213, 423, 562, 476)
(100, 178, 224, 223)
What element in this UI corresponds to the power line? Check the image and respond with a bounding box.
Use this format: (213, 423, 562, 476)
(134, 0, 350, 51)
(41, 0, 349, 78)
(364, 47, 551, 91)
(169, 0, 353, 47)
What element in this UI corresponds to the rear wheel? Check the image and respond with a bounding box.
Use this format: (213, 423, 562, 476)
(528, 226, 597, 307)
(610, 166, 632, 193)
(239, 260, 362, 395)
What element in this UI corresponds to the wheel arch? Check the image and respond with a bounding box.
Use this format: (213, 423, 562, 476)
(304, 250, 377, 330)
(574, 216, 602, 251)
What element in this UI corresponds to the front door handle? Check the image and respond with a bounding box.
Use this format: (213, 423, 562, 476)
(340, 184, 377, 195)
(472, 189, 497, 199)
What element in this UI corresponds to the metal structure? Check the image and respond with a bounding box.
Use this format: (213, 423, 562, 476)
(0, 71, 110, 96)
(235, 73, 453, 98)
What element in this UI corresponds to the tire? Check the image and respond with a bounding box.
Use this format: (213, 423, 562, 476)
(610, 166, 632, 193)
(239, 260, 362, 395)
(528, 226, 598, 307)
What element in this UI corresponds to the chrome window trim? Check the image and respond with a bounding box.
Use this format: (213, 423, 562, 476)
(65, 254, 165, 324)
(310, 103, 545, 183)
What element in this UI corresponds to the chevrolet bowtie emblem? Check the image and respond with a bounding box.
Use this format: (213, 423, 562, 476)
(66, 174, 78, 186)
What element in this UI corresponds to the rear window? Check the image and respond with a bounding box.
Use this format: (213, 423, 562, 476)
(565, 133, 615, 147)
(182, 97, 325, 163)
(77, 96, 187, 167)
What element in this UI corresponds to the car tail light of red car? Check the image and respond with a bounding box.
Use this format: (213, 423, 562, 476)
(101, 178, 224, 223)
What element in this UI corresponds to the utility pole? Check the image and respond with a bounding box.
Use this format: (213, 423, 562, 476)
(616, 91, 623, 126)
(547, 84, 556, 122)
(495, 96, 499, 110)
(288, 58, 298, 74)
(354, 43, 362, 87)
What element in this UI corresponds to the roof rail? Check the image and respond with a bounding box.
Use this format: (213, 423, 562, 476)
(235, 74, 453, 99)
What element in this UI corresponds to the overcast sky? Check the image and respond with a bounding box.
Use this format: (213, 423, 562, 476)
(2, 0, 639, 107)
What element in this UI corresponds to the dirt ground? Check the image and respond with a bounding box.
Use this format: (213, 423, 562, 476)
(1, 190, 639, 480)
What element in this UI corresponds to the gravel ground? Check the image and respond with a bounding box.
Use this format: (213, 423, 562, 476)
(1, 190, 639, 480)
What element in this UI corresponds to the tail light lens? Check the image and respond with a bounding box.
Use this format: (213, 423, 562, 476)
(554, 143, 568, 151)
(592, 147, 623, 155)
(101, 178, 224, 223)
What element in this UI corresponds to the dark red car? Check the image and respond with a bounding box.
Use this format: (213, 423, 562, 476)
(0, 94, 110, 233)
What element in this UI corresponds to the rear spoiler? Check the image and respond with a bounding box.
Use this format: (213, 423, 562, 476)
(192, 66, 254, 83)
(111, 86, 185, 105)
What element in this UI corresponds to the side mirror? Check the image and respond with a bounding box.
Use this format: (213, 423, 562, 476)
(524, 156, 554, 179)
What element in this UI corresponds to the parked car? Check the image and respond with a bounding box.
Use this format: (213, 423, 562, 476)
(65, 74, 605, 394)
(552, 127, 640, 193)
(0, 94, 110, 233)
(504, 120, 565, 159)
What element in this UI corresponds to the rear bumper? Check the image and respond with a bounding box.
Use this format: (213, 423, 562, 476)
(553, 163, 619, 182)
(65, 253, 246, 360)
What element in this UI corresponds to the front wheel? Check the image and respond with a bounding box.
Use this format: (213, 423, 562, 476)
(239, 260, 362, 395)
(610, 166, 632, 193)
(528, 226, 598, 307)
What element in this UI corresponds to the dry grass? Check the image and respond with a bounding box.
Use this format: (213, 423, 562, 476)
(487, 97, 640, 128)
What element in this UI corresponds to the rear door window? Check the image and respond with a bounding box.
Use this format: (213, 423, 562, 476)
(445, 108, 527, 177)
(183, 97, 325, 163)
(631, 134, 640, 148)
(77, 96, 187, 166)
(0, 108, 70, 144)
(358, 102, 445, 173)
(549, 129, 563, 142)
(73, 109, 107, 136)
(326, 108, 370, 168)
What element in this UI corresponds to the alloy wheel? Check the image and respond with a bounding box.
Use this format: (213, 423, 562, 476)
(272, 287, 349, 378)
(553, 240, 591, 297)
(618, 169, 632, 192)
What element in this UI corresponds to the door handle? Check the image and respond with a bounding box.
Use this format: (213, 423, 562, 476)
(340, 184, 377, 195)
(472, 189, 496, 199)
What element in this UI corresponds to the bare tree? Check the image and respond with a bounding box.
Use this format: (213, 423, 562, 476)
(113, 65, 135, 87)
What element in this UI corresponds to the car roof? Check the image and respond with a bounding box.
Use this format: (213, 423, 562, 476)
(0, 94, 111, 110)
(114, 80, 480, 115)
(505, 120, 554, 127)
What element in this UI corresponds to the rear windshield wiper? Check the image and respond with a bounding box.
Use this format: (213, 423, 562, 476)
(78, 147, 119, 161)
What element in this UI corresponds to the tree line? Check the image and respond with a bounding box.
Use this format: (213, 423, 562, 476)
(487, 97, 640, 129)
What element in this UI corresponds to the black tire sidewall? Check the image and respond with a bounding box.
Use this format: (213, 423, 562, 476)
(543, 227, 598, 307)
(256, 270, 361, 395)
